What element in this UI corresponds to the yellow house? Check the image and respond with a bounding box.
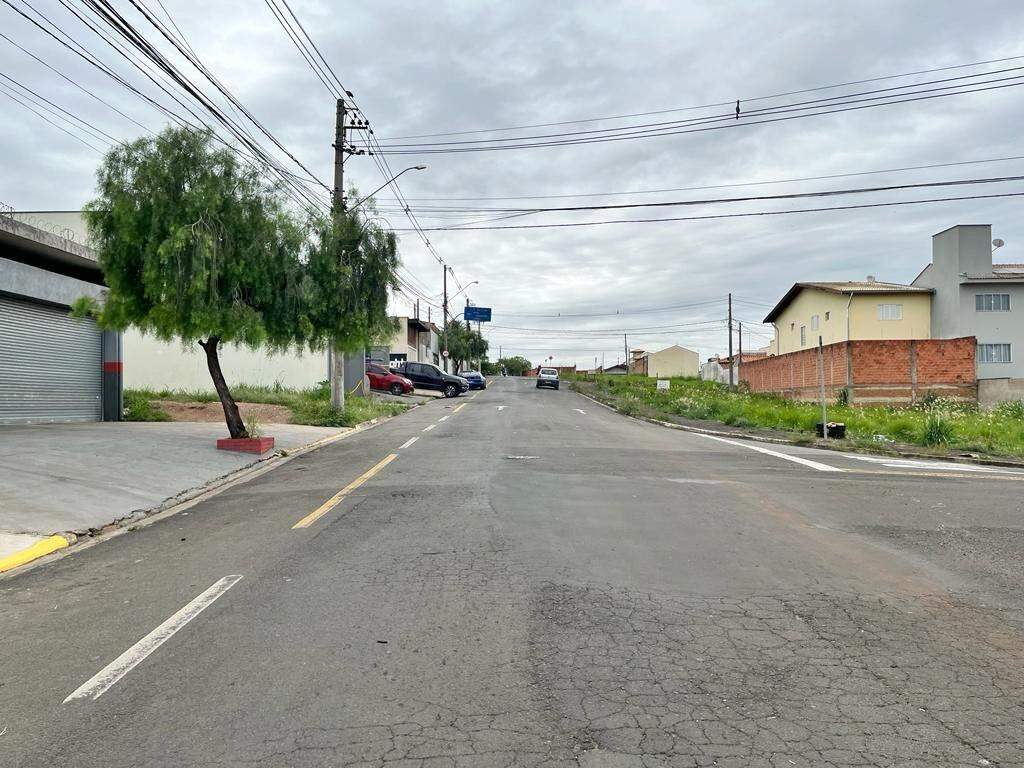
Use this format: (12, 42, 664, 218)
(764, 280, 933, 355)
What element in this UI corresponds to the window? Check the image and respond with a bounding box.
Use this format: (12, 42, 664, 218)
(978, 343, 1012, 363)
(877, 303, 903, 321)
(810, 314, 819, 331)
(800, 325, 806, 346)
(976, 293, 1010, 312)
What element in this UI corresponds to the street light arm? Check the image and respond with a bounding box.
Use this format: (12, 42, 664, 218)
(348, 165, 427, 212)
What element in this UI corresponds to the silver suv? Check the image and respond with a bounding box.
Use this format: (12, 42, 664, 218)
(536, 367, 559, 390)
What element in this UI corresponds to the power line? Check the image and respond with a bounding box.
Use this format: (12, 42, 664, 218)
(377, 77, 1024, 154)
(391, 189, 1024, 231)
(377, 153, 1024, 204)
(379, 54, 1024, 140)
(0, 84, 106, 152)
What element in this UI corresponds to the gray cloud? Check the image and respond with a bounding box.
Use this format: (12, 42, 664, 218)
(2, 0, 1023, 366)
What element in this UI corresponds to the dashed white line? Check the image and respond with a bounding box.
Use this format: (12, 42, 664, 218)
(695, 433, 844, 473)
(496, 405, 506, 411)
(423, 424, 436, 432)
(64, 575, 244, 703)
(398, 436, 419, 450)
(438, 415, 450, 422)
(573, 408, 587, 415)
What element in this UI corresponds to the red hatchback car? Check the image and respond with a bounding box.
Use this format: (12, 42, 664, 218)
(366, 363, 415, 396)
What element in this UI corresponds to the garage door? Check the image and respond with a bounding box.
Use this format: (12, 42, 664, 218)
(0, 295, 102, 424)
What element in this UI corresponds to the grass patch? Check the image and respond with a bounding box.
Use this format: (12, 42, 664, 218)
(123, 389, 171, 421)
(574, 375, 1024, 458)
(124, 380, 407, 427)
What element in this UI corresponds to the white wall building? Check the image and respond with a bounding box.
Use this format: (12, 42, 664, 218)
(913, 224, 1024, 404)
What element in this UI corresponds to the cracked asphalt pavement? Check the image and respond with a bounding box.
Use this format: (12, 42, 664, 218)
(2, 376, 1023, 766)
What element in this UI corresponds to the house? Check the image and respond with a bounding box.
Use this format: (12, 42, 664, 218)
(603, 362, 629, 375)
(913, 224, 1024, 404)
(377, 316, 440, 368)
(700, 351, 768, 385)
(630, 345, 699, 378)
(764, 279, 933, 355)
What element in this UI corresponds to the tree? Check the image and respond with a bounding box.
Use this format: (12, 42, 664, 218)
(443, 321, 487, 372)
(498, 356, 533, 376)
(76, 126, 398, 439)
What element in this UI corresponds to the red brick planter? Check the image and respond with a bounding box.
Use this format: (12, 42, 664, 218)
(216, 437, 275, 454)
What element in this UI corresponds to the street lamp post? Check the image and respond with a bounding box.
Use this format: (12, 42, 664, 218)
(349, 165, 427, 212)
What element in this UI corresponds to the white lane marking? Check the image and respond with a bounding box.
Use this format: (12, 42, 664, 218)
(398, 436, 419, 450)
(573, 408, 587, 415)
(423, 424, 436, 432)
(438, 415, 450, 422)
(496, 405, 506, 411)
(840, 454, 1019, 474)
(695, 433, 844, 473)
(64, 575, 244, 703)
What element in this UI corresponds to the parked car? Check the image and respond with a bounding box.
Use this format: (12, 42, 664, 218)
(399, 362, 470, 397)
(536, 367, 559, 390)
(366, 363, 415, 396)
(458, 370, 487, 390)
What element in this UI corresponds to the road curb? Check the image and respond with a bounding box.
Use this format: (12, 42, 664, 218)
(0, 533, 77, 574)
(0, 412, 403, 580)
(572, 388, 1024, 471)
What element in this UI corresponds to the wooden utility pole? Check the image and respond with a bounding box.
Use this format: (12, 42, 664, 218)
(818, 335, 828, 439)
(727, 293, 734, 390)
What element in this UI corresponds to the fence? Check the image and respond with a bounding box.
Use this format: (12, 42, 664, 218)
(739, 337, 976, 405)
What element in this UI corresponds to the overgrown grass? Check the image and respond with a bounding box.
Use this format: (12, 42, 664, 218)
(124, 380, 406, 427)
(573, 375, 1024, 458)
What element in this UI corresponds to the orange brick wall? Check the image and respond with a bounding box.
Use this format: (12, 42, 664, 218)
(739, 337, 976, 404)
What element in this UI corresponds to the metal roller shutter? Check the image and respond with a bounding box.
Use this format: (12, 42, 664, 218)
(0, 295, 102, 424)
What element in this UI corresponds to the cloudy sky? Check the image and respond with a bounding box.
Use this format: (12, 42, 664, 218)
(3, 0, 1024, 367)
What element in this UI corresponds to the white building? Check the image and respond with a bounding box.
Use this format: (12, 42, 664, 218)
(913, 224, 1024, 404)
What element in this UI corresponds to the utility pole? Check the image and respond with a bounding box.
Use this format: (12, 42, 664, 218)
(442, 264, 449, 372)
(465, 297, 471, 331)
(818, 335, 828, 439)
(737, 321, 743, 389)
(727, 292, 734, 391)
(329, 98, 348, 409)
(624, 334, 629, 373)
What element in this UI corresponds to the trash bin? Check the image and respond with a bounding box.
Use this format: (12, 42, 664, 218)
(816, 422, 846, 438)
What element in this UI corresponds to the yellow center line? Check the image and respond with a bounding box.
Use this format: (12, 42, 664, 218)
(292, 453, 398, 529)
(452, 402, 467, 413)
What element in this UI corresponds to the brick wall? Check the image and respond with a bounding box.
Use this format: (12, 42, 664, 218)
(739, 337, 976, 405)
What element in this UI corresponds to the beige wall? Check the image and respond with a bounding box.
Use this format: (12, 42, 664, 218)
(646, 345, 699, 378)
(123, 328, 327, 391)
(773, 289, 931, 355)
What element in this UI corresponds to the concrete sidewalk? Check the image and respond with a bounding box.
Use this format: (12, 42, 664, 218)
(0, 421, 346, 562)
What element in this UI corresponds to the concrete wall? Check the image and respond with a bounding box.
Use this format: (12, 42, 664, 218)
(773, 288, 931, 355)
(739, 337, 976, 405)
(646, 346, 699, 378)
(913, 224, 1024, 383)
(11, 211, 90, 244)
(0, 257, 105, 307)
(122, 328, 328, 391)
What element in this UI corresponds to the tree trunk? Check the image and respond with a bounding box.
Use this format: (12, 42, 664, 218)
(199, 336, 248, 439)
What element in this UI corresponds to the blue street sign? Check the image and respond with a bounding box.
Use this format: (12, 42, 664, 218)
(464, 306, 492, 322)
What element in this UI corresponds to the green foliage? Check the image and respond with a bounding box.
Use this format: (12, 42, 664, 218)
(921, 411, 953, 445)
(836, 387, 850, 407)
(572, 375, 1024, 458)
(122, 390, 170, 421)
(443, 322, 488, 372)
(123, 383, 405, 427)
(498, 355, 533, 376)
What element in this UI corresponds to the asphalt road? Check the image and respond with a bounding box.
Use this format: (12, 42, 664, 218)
(2, 377, 1023, 767)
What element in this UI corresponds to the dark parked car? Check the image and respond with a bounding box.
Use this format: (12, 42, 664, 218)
(399, 362, 469, 398)
(366, 363, 415, 396)
(458, 370, 487, 390)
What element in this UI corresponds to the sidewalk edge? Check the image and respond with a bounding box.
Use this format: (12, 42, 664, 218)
(572, 389, 1024, 470)
(0, 412, 401, 579)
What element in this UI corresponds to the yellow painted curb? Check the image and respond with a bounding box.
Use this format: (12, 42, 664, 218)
(0, 535, 71, 574)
